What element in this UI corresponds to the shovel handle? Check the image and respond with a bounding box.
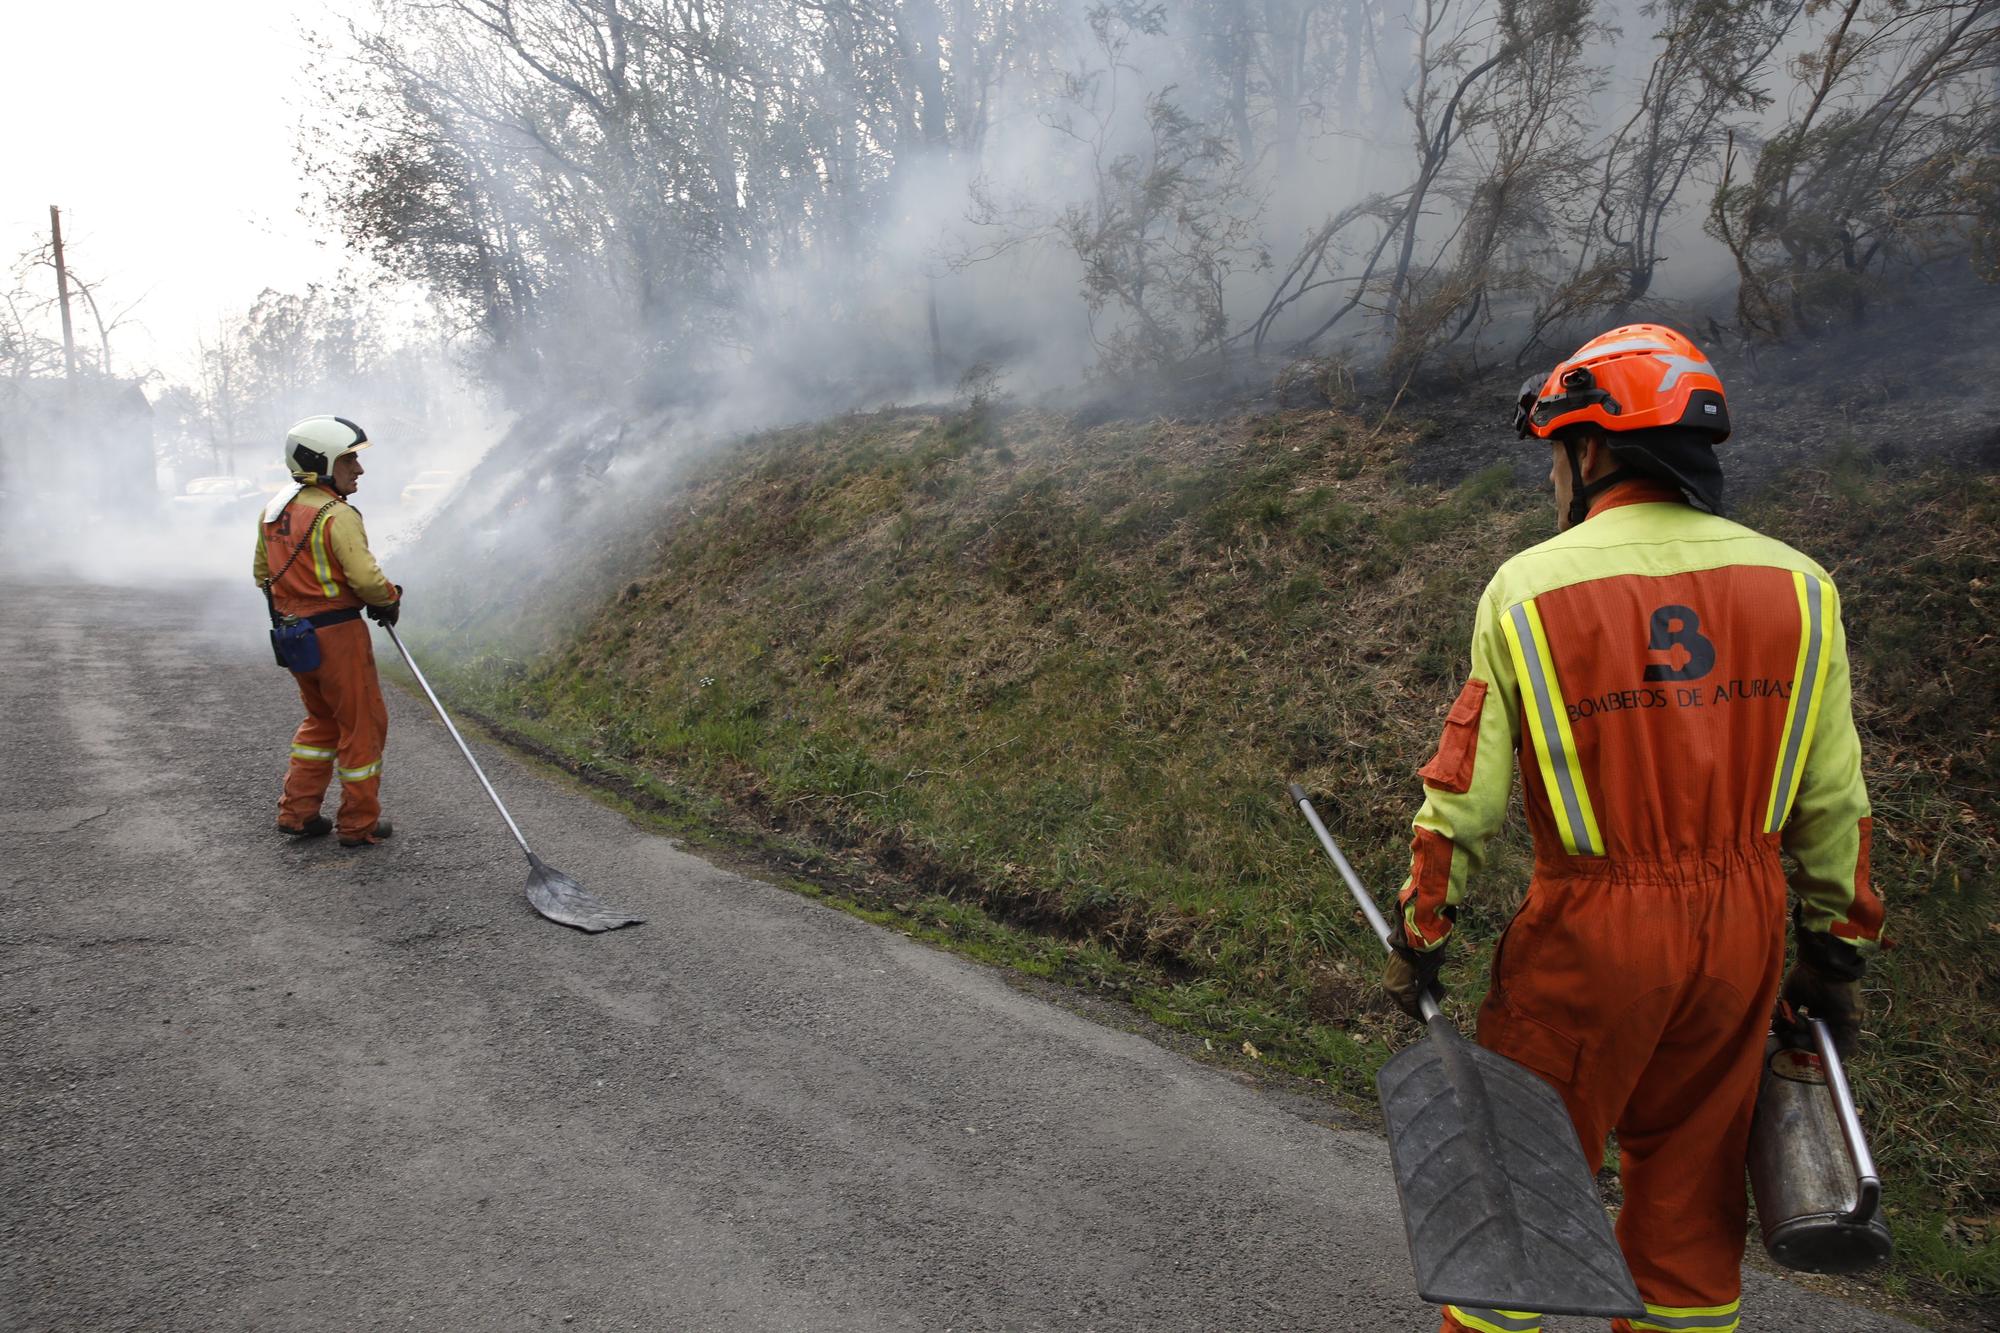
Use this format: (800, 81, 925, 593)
(381, 623, 535, 860)
(1809, 1017, 1882, 1225)
(1288, 784, 1442, 1023)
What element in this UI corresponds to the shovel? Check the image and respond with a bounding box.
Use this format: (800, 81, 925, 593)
(1287, 784, 1640, 1318)
(382, 623, 644, 933)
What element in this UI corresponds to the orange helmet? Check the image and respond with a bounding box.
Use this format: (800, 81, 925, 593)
(1514, 324, 1730, 443)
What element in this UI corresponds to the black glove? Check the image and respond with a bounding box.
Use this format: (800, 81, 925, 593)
(1383, 938, 1447, 1021)
(366, 585, 403, 628)
(1784, 928, 1865, 1058)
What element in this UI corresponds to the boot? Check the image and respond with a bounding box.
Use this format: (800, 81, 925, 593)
(339, 818, 395, 848)
(279, 815, 333, 839)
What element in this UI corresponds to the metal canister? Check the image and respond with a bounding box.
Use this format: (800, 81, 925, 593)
(1746, 1016, 1894, 1274)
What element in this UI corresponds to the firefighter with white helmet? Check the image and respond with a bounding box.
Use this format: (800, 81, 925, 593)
(253, 415, 402, 846)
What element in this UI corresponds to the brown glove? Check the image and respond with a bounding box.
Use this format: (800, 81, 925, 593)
(1382, 943, 1446, 1021)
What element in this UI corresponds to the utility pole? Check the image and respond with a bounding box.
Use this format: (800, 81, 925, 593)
(49, 205, 78, 381)
(927, 276, 946, 387)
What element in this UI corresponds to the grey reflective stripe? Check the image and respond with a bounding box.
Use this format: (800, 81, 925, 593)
(1447, 1306, 1543, 1332)
(1651, 352, 1714, 391)
(1566, 336, 1675, 360)
(1509, 602, 1597, 855)
(1632, 1308, 1739, 1332)
(1770, 573, 1824, 830)
(1556, 338, 1712, 390)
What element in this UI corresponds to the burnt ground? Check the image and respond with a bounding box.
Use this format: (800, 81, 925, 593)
(1391, 283, 2000, 497)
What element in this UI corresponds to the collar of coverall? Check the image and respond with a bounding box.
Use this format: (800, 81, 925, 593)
(1584, 477, 1683, 520)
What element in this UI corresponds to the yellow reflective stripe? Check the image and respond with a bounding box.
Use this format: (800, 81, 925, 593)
(1446, 1305, 1542, 1333)
(290, 744, 336, 762)
(338, 760, 381, 782)
(309, 512, 338, 597)
(1500, 596, 1603, 856)
(1630, 1299, 1740, 1332)
(1765, 571, 1833, 832)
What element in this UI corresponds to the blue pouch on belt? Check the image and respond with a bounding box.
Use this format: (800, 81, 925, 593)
(271, 616, 323, 672)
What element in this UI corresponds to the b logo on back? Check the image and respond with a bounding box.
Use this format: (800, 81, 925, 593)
(1644, 605, 1716, 681)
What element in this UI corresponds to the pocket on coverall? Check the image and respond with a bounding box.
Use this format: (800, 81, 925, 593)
(1417, 678, 1488, 793)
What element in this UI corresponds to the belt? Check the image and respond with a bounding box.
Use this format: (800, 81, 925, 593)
(305, 608, 363, 628)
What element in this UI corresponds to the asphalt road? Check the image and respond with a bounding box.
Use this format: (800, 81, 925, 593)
(0, 581, 1933, 1332)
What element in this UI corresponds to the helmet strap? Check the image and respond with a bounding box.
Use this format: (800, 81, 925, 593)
(1562, 437, 1640, 529)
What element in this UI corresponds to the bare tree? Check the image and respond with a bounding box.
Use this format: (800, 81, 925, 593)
(1385, 0, 1605, 380)
(1039, 5, 1265, 371)
(297, 0, 1997, 398)
(1709, 0, 2000, 333)
(1592, 0, 1800, 315)
(0, 288, 63, 383)
(7, 234, 141, 379)
(194, 324, 251, 475)
(1247, 0, 1530, 360)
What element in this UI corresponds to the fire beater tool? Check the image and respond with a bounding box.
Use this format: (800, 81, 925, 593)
(383, 624, 644, 933)
(1287, 783, 1641, 1318)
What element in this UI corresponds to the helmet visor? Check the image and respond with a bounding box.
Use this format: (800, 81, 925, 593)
(1513, 375, 1546, 438)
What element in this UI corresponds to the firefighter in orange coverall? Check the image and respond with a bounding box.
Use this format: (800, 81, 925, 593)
(1381, 326, 1884, 1333)
(253, 416, 403, 847)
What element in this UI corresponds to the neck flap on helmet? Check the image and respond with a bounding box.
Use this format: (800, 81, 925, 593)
(1605, 427, 1726, 516)
(1563, 428, 1726, 527)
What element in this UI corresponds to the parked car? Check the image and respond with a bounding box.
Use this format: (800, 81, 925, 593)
(171, 475, 260, 518)
(400, 469, 461, 508)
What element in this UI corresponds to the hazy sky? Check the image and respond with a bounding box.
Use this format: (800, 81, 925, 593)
(2, 0, 362, 384)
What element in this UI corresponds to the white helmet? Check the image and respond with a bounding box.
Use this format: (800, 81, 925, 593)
(283, 415, 370, 483)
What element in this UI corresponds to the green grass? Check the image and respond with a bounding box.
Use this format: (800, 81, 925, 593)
(411, 405, 2000, 1307)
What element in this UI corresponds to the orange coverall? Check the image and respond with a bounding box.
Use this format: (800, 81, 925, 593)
(1397, 481, 1883, 1333)
(253, 486, 400, 843)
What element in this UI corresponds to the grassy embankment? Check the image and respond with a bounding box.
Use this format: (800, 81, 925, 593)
(422, 400, 1999, 1302)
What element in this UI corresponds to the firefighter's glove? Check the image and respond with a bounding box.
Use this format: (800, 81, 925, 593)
(1785, 930, 1865, 1058)
(1383, 941, 1446, 1022)
(366, 585, 403, 628)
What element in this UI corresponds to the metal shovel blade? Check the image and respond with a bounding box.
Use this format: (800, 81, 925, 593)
(1379, 1015, 1642, 1317)
(526, 853, 645, 933)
